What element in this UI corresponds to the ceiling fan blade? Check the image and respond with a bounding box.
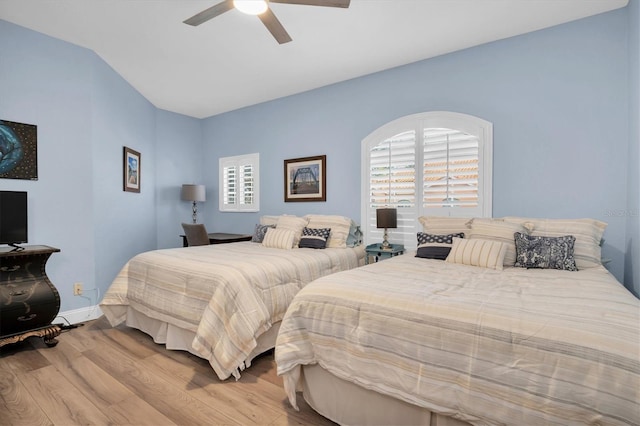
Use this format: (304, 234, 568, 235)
(258, 9, 292, 44)
(270, 0, 350, 8)
(183, 0, 234, 26)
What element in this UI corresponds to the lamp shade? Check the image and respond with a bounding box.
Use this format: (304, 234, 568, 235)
(181, 184, 206, 202)
(376, 208, 397, 229)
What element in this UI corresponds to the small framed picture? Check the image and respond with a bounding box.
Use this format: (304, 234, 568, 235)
(123, 146, 141, 193)
(284, 155, 326, 202)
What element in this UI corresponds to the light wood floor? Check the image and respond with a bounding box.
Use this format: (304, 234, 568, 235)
(0, 317, 335, 426)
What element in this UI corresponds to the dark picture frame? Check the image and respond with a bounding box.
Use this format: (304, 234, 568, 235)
(284, 155, 326, 202)
(123, 146, 141, 193)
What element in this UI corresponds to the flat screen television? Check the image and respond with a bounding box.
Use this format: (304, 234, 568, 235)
(0, 190, 28, 247)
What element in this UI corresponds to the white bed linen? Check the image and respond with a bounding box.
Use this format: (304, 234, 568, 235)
(100, 241, 364, 379)
(276, 254, 640, 425)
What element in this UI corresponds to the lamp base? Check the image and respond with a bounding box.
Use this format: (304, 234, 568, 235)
(381, 228, 391, 250)
(192, 201, 198, 224)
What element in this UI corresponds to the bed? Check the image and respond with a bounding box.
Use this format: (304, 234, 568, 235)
(275, 216, 640, 425)
(100, 214, 365, 380)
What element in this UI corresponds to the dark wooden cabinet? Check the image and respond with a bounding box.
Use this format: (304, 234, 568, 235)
(0, 245, 62, 348)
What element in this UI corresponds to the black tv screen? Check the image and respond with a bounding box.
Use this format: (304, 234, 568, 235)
(0, 191, 28, 245)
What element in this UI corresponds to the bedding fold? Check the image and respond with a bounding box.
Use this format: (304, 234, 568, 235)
(101, 242, 364, 379)
(275, 254, 640, 425)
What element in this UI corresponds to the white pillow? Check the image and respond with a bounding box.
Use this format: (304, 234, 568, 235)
(468, 218, 529, 267)
(262, 228, 295, 249)
(304, 214, 352, 248)
(418, 216, 472, 236)
(503, 217, 606, 269)
(276, 215, 308, 247)
(446, 237, 507, 270)
(259, 215, 280, 226)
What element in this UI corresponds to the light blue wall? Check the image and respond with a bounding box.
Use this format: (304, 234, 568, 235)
(1, 2, 638, 304)
(155, 110, 204, 248)
(626, 0, 640, 296)
(0, 20, 202, 313)
(203, 8, 632, 285)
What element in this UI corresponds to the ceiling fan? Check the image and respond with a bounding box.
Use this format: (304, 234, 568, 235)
(183, 0, 351, 44)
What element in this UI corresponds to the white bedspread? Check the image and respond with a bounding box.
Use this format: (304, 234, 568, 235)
(276, 254, 640, 425)
(100, 242, 364, 379)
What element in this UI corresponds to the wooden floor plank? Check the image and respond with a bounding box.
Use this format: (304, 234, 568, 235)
(0, 340, 51, 373)
(146, 351, 284, 425)
(102, 394, 177, 426)
(0, 367, 51, 426)
(0, 319, 335, 426)
(83, 336, 242, 426)
(18, 365, 112, 425)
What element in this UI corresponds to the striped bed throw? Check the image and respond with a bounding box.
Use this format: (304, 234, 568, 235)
(276, 253, 640, 425)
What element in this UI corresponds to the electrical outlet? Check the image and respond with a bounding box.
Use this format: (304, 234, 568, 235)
(73, 282, 83, 296)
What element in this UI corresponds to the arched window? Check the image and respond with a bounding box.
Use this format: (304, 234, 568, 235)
(361, 111, 493, 248)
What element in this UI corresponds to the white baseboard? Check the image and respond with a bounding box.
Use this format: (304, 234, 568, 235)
(54, 305, 103, 325)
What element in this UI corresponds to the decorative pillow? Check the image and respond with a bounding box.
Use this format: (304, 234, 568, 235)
(468, 218, 529, 267)
(415, 232, 464, 260)
(299, 227, 331, 249)
(276, 215, 308, 247)
(514, 232, 578, 271)
(418, 216, 471, 236)
(259, 215, 280, 226)
(262, 228, 296, 250)
(251, 224, 275, 243)
(346, 220, 363, 247)
(304, 215, 351, 248)
(503, 217, 606, 269)
(445, 237, 507, 270)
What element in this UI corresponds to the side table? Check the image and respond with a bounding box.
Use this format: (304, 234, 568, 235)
(365, 243, 405, 264)
(0, 245, 62, 348)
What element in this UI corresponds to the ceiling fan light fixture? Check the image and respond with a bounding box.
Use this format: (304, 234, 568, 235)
(234, 0, 268, 15)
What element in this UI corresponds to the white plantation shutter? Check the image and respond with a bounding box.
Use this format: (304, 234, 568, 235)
(240, 163, 254, 205)
(219, 153, 259, 212)
(423, 128, 479, 210)
(223, 165, 237, 205)
(362, 112, 492, 248)
(368, 131, 417, 245)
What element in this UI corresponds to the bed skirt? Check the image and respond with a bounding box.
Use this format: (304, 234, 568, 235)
(122, 307, 280, 373)
(301, 364, 471, 426)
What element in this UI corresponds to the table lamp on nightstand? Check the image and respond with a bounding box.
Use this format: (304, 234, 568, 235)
(181, 184, 206, 224)
(376, 207, 397, 250)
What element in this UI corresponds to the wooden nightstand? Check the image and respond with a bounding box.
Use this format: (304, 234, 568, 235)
(0, 245, 62, 348)
(181, 232, 252, 247)
(365, 243, 405, 264)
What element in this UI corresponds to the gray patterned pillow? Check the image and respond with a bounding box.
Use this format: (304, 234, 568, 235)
(416, 232, 465, 260)
(299, 227, 331, 249)
(251, 224, 275, 243)
(514, 232, 578, 271)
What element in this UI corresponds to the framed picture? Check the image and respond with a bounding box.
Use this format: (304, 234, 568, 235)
(123, 146, 141, 193)
(0, 119, 38, 181)
(284, 155, 326, 202)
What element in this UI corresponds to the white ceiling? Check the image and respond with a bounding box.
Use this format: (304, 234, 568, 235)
(0, 0, 628, 119)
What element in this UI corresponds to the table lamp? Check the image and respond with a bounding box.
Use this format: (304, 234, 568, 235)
(181, 184, 206, 223)
(376, 208, 397, 250)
